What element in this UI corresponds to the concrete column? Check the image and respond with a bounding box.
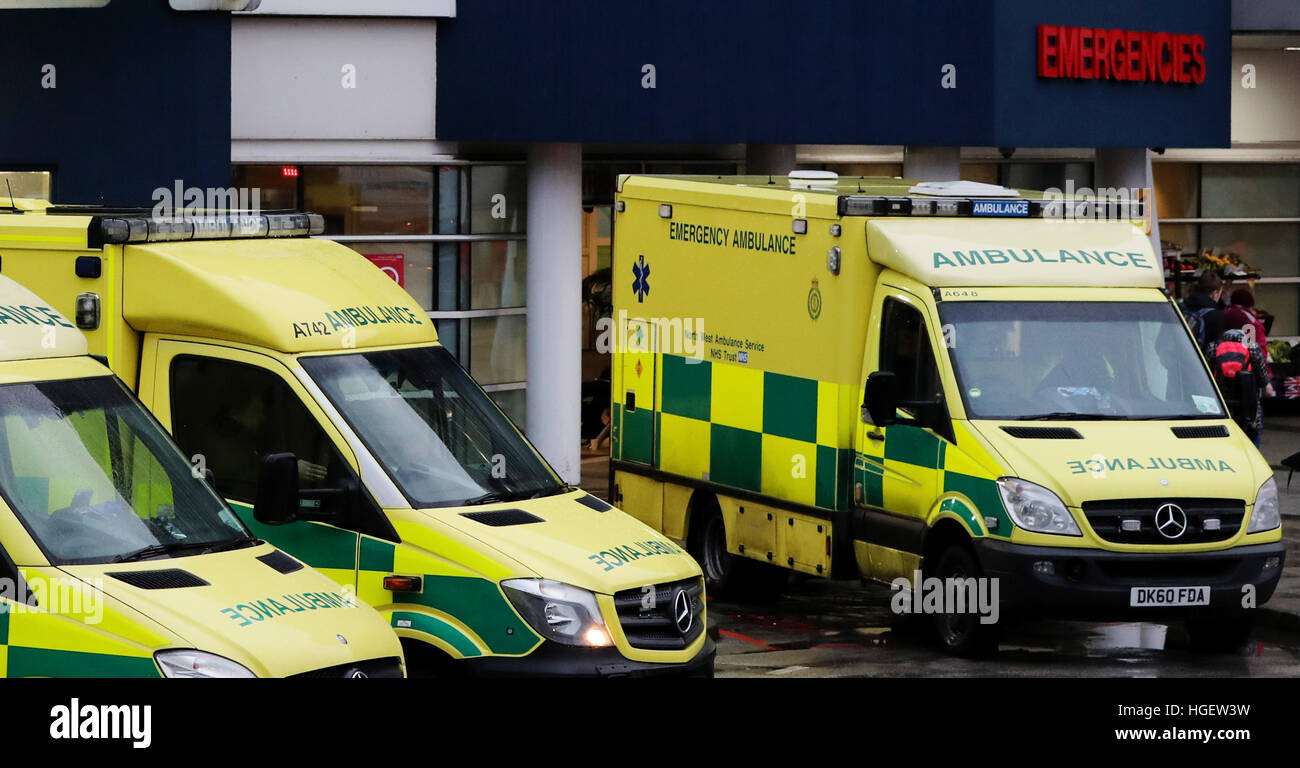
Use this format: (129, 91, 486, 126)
(526, 143, 583, 485)
(745, 144, 797, 176)
(1095, 147, 1162, 258)
(903, 146, 960, 181)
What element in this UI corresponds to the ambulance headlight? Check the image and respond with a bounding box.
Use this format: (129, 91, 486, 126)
(502, 579, 611, 647)
(997, 478, 1081, 536)
(155, 649, 256, 678)
(1248, 477, 1281, 533)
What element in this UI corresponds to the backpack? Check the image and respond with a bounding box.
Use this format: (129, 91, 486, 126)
(1179, 302, 1215, 347)
(1213, 339, 1258, 419)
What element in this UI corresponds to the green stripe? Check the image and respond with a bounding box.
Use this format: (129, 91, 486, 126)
(391, 611, 481, 658)
(942, 471, 1008, 536)
(762, 371, 817, 442)
(661, 355, 711, 421)
(230, 501, 358, 571)
(621, 406, 654, 464)
(7, 647, 161, 678)
(856, 453, 885, 507)
(939, 497, 982, 536)
(815, 445, 838, 509)
(710, 423, 762, 492)
(653, 410, 663, 469)
(611, 402, 623, 457)
(360, 536, 395, 573)
(397, 575, 540, 656)
(0, 609, 7, 645)
(883, 425, 940, 468)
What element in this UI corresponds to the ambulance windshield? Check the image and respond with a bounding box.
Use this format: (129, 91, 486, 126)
(937, 301, 1225, 421)
(0, 376, 249, 565)
(301, 346, 564, 508)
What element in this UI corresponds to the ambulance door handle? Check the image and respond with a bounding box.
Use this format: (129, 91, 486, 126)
(867, 429, 885, 442)
(625, 392, 636, 413)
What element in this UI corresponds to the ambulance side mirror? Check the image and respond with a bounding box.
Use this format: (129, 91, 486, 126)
(863, 371, 899, 427)
(254, 452, 301, 526)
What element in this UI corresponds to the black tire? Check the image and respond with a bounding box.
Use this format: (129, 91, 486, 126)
(401, 639, 463, 678)
(1185, 617, 1254, 653)
(927, 544, 1001, 658)
(690, 503, 788, 601)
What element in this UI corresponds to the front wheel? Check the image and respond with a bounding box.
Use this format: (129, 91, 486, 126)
(928, 544, 1001, 658)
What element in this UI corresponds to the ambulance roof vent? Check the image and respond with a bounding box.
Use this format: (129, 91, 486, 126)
(257, 549, 305, 574)
(909, 180, 1019, 197)
(108, 569, 210, 590)
(787, 170, 840, 189)
(461, 509, 545, 527)
(575, 493, 612, 513)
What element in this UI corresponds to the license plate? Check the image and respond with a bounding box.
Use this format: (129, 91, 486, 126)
(1129, 586, 1210, 607)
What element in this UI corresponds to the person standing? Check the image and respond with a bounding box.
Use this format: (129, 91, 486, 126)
(1179, 272, 1226, 348)
(1223, 288, 1268, 353)
(1206, 327, 1273, 446)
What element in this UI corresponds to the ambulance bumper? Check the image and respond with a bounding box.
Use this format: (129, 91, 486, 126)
(973, 539, 1286, 620)
(463, 635, 716, 678)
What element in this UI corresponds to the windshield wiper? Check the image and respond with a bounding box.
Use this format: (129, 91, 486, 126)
(203, 535, 260, 554)
(464, 484, 569, 506)
(111, 540, 211, 563)
(1015, 412, 1122, 421)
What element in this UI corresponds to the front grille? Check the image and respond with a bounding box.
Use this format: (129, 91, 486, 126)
(613, 577, 705, 651)
(1081, 498, 1244, 545)
(292, 657, 403, 678)
(107, 569, 209, 589)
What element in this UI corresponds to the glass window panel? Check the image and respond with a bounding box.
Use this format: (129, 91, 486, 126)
(433, 242, 467, 312)
(1255, 284, 1299, 339)
(1201, 164, 1300, 219)
(490, 388, 527, 426)
(0, 170, 51, 201)
(1159, 223, 1199, 256)
(596, 206, 612, 238)
(343, 241, 435, 311)
(469, 240, 527, 310)
(437, 165, 463, 235)
(469, 316, 527, 385)
(231, 164, 298, 212)
(435, 319, 461, 360)
(303, 165, 433, 235)
(1199, 223, 1300, 278)
(1152, 162, 1199, 220)
(469, 165, 526, 234)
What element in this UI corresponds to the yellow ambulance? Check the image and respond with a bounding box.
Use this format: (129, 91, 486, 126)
(610, 173, 1285, 657)
(0, 200, 712, 677)
(0, 273, 402, 677)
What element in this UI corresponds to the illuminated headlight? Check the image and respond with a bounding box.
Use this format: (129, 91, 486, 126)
(997, 478, 1081, 536)
(155, 650, 256, 678)
(1248, 477, 1281, 533)
(502, 579, 611, 647)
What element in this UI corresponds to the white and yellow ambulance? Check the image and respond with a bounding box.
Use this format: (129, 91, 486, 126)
(610, 173, 1285, 656)
(0, 200, 712, 677)
(0, 274, 403, 677)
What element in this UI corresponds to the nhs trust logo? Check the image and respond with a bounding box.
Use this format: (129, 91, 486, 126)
(49, 698, 152, 749)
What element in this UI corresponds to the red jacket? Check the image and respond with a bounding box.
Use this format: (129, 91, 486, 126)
(1222, 305, 1267, 357)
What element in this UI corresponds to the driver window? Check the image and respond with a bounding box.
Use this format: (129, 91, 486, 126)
(879, 297, 942, 409)
(170, 356, 346, 504)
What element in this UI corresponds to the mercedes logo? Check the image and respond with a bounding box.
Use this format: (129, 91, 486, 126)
(345, 668, 368, 678)
(1154, 503, 1188, 540)
(672, 589, 693, 635)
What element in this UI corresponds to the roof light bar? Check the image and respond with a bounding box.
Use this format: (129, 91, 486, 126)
(97, 213, 325, 245)
(836, 196, 1144, 221)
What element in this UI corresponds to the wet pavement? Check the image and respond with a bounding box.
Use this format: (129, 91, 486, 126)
(709, 577, 1300, 677)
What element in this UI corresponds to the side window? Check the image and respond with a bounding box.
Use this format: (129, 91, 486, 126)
(879, 297, 942, 407)
(170, 356, 346, 504)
